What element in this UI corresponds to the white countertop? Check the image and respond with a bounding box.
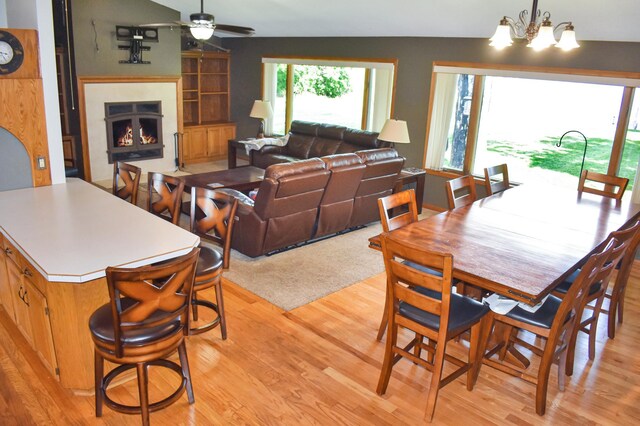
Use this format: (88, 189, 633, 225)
(0, 179, 199, 283)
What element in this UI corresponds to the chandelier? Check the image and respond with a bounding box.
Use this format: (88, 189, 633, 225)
(489, 0, 580, 51)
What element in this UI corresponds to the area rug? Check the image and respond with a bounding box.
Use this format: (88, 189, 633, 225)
(224, 224, 385, 311)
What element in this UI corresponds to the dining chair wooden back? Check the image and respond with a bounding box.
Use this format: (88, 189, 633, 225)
(446, 175, 477, 210)
(378, 189, 419, 233)
(89, 248, 200, 426)
(605, 220, 640, 339)
(147, 172, 185, 225)
(578, 170, 629, 200)
(482, 238, 615, 416)
(483, 163, 510, 196)
(188, 186, 239, 338)
(373, 189, 420, 340)
(377, 234, 491, 422)
(112, 161, 141, 205)
(563, 222, 635, 375)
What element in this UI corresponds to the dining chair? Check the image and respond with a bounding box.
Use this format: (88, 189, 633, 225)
(483, 163, 510, 196)
(188, 186, 238, 338)
(147, 172, 185, 225)
(374, 189, 433, 341)
(482, 239, 616, 416)
(578, 170, 629, 200)
(377, 234, 491, 422)
(89, 248, 200, 426)
(112, 161, 141, 205)
(445, 175, 477, 210)
(553, 220, 640, 375)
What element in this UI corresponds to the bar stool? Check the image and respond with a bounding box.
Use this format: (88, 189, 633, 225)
(112, 161, 141, 205)
(89, 248, 199, 425)
(189, 186, 238, 338)
(147, 172, 184, 225)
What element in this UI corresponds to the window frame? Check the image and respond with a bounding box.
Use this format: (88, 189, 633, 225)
(261, 56, 398, 134)
(424, 61, 640, 185)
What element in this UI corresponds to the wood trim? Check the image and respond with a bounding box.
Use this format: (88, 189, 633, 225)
(0, 29, 40, 80)
(422, 68, 439, 169)
(361, 68, 371, 130)
(262, 55, 398, 65)
(176, 77, 184, 169)
(77, 76, 183, 181)
(285, 64, 293, 132)
(389, 59, 398, 119)
(608, 87, 634, 176)
(432, 61, 640, 81)
(463, 76, 485, 174)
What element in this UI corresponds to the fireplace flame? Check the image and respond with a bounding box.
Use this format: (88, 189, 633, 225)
(117, 125, 157, 146)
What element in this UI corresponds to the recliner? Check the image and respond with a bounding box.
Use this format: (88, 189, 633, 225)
(231, 158, 331, 257)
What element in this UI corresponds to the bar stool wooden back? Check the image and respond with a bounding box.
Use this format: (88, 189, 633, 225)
(147, 172, 185, 225)
(112, 161, 141, 205)
(89, 248, 199, 426)
(189, 186, 238, 338)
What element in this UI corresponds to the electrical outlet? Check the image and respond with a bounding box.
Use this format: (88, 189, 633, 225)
(36, 156, 47, 170)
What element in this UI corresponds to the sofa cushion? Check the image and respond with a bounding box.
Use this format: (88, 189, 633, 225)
(285, 133, 314, 159)
(336, 128, 380, 153)
(309, 137, 340, 158)
(290, 120, 319, 136)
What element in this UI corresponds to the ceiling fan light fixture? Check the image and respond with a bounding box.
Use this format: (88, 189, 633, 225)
(190, 26, 214, 40)
(190, 12, 214, 26)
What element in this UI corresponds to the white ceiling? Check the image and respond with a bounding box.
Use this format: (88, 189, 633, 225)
(150, 0, 640, 42)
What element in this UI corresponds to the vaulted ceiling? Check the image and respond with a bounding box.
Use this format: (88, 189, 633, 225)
(150, 0, 640, 42)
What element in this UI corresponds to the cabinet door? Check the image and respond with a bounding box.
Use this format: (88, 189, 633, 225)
(23, 278, 58, 376)
(183, 128, 207, 162)
(0, 245, 16, 321)
(6, 260, 32, 345)
(206, 125, 236, 159)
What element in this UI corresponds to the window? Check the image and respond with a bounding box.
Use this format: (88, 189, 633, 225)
(262, 57, 396, 135)
(425, 63, 640, 199)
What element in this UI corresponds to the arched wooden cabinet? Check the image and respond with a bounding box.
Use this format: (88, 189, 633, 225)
(0, 28, 51, 188)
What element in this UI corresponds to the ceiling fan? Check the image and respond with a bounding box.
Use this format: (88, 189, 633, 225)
(141, 0, 254, 40)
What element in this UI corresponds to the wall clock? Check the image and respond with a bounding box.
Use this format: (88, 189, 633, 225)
(0, 30, 25, 75)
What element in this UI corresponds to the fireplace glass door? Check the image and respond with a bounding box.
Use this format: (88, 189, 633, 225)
(105, 101, 163, 163)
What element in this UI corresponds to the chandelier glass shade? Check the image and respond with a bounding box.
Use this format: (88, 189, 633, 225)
(489, 1, 580, 51)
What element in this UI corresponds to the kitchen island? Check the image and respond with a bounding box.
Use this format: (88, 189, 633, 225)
(0, 179, 199, 391)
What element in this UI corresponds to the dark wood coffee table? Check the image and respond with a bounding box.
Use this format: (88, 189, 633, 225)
(180, 166, 265, 193)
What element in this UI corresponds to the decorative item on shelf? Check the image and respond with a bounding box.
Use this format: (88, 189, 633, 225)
(378, 119, 411, 148)
(489, 0, 579, 51)
(249, 100, 273, 139)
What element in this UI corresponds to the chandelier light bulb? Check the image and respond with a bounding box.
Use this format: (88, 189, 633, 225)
(489, 20, 513, 49)
(556, 25, 580, 51)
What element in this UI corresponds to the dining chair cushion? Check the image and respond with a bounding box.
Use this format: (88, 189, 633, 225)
(196, 243, 224, 276)
(504, 295, 568, 329)
(554, 269, 602, 296)
(399, 290, 489, 335)
(89, 298, 182, 345)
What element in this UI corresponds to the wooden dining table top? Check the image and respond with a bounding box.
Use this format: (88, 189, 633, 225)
(386, 185, 640, 304)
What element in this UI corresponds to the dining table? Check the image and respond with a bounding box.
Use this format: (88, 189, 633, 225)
(386, 184, 640, 304)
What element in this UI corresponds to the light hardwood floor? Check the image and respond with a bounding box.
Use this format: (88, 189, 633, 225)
(1, 263, 639, 425)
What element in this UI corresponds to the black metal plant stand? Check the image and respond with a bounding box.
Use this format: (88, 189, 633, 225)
(556, 130, 588, 177)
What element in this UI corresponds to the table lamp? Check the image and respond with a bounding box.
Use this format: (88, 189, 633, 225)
(249, 100, 273, 139)
(378, 119, 410, 147)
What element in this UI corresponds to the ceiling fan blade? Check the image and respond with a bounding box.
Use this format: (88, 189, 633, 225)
(214, 24, 255, 36)
(139, 21, 191, 28)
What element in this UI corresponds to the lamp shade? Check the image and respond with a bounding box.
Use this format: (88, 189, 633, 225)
(249, 100, 273, 119)
(556, 27, 580, 51)
(378, 119, 410, 144)
(190, 26, 214, 40)
(489, 19, 513, 49)
(528, 23, 557, 50)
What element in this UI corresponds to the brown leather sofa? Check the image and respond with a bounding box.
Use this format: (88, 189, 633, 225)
(250, 120, 391, 169)
(228, 148, 404, 257)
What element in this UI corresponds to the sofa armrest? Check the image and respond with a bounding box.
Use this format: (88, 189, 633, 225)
(216, 188, 255, 208)
(257, 145, 286, 155)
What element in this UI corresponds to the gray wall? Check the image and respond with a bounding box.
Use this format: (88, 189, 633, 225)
(71, 0, 181, 76)
(221, 36, 640, 208)
(0, 128, 32, 191)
